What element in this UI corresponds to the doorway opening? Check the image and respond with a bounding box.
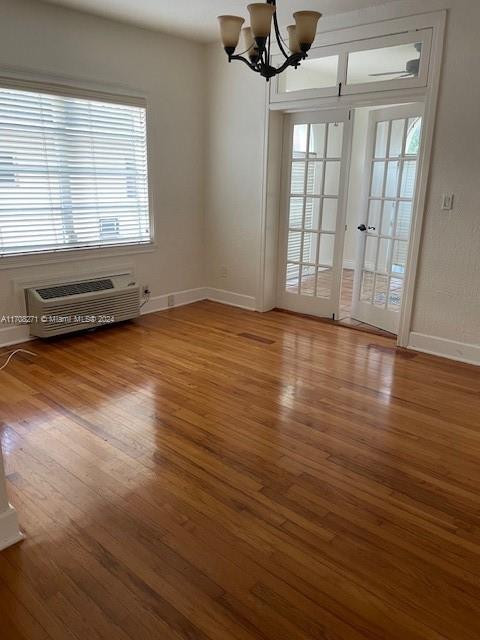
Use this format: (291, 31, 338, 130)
(277, 100, 424, 338)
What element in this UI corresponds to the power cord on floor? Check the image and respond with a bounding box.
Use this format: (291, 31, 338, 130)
(0, 349, 38, 371)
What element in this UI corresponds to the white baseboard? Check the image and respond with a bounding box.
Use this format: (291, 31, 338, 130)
(0, 325, 34, 349)
(0, 505, 24, 551)
(141, 287, 208, 315)
(408, 332, 480, 366)
(205, 288, 256, 310)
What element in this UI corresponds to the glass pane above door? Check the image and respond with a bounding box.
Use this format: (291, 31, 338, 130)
(347, 42, 422, 85)
(277, 55, 339, 94)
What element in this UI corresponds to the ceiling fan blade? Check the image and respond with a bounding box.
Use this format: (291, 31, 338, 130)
(368, 71, 405, 77)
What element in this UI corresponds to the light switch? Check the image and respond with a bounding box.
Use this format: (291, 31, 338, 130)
(441, 193, 454, 211)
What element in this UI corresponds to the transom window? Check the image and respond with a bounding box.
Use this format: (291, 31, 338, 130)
(271, 29, 432, 102)
(0, 87, 151, 257)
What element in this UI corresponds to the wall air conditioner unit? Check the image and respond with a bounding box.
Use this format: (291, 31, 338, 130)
(26, 274, 140, 338)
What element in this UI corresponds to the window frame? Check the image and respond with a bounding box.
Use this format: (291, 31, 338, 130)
(0, 79, 155, 265)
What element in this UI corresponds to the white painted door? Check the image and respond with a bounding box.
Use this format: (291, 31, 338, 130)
(278, 109, 353, 318)
(352, 104, 423, 334)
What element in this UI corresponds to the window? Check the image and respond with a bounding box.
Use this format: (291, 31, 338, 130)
(271, 26, 432, 103)
(346, 42, 422, 85)
(0, 87, 151, 257)
(277, 55, 339, 94)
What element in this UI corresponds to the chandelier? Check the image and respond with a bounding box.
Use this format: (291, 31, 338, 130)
(217, 1, 321, 81)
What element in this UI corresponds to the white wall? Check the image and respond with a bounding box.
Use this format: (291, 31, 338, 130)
(409, 0, 480, 347)
(204, 45, 266, 307)
(0, 0, 206, 344)
(205, 0, 480, 356)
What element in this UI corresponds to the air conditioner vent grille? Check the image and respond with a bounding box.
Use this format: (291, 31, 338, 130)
(37, 279, 114, 300)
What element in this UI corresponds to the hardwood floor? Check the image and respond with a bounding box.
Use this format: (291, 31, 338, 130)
(0, 301, 479, 640)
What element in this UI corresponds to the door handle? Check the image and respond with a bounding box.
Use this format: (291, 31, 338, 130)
(357, 224, 376, 231)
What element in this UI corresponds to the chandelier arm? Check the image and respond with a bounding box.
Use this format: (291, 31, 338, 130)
(272, 7, 290, 60)
(229, 53, 262, 72)
(274, 52, 306, 75)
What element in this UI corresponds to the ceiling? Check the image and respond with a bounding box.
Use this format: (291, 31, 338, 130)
(40, 0, 398, 43)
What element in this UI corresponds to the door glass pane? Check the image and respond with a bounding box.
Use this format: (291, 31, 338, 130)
(304, 197, 320, 230)
(316, 267, 332, 298)
(327, 122, 344, 158)
(291, 162, 305, 194)
(284, 113, 348, 308)
(396, 201, 412, 239)
(374, 121, 389, 158)
(306, 162, 323, 195)
(278, 55, 339, 93)
(377, 238, 391, 273)
(347, 42, 422, 85)
(360, 271, 374, 302)
(300, 265, 316, 296)
(364, 235, 377, 271)
(302, 232, 318, 263)
(392, 240, 408, 274)
(381, 201, 396, 236)
(374, 274, 389, 307)
(285, 263, 300, 293)
(388, 277, 403, 310)
(405, 117, 422, 155)
(289, 197, 304, 228)
(367, 200, 382, 231)
(321, 198, 337, 232)
(385, 161, 400, 197)
(400, 161, 417, 198)
(318, 233, 334, 266)
(287, 230, 302, 261)
(309, 124, 326, 157)
(389, 119, 405, 157)
(324, 161, 340, 196)
(292, 124, 308, 155)
(371, 162, 385, 197)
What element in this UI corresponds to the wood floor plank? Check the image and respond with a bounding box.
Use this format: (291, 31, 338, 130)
(1, 301, 479, 639)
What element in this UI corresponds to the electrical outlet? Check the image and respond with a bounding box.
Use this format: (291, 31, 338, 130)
(142, 285, 150, 296)
(441, 193, 454, 211)
(220, 266, 228, 278)
(167, 294, 174, 308)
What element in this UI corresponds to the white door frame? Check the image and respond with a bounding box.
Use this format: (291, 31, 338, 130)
(351, 102, 425, 334)
(256, 9, 447, 348)
(276, 108, 353, 319)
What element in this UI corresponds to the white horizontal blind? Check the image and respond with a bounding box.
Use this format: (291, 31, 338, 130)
(0, 87, 151, 256)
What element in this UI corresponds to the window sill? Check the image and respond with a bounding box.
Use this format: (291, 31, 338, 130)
(0, 242, 157, 271)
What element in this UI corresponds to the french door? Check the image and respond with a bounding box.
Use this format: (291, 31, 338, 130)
(352, 103, 424, 334)
(277, 108, 353, 318)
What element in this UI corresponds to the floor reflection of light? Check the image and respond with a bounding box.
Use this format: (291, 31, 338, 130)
(1, 425, 19, 456)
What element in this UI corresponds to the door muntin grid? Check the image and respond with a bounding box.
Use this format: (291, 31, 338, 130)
(360, 116, 422, 311)
(285, 121, 343, 298)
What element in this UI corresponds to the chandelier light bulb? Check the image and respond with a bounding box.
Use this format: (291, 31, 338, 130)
(242, 27, 260, 62)
(287, 25, 301, 54)
(293, 11, 322, 51)
(247, 3, 276, 42)
(218, 15, 245, 52)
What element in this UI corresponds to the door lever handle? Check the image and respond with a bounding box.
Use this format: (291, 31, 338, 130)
(357, 224, 376, 231)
